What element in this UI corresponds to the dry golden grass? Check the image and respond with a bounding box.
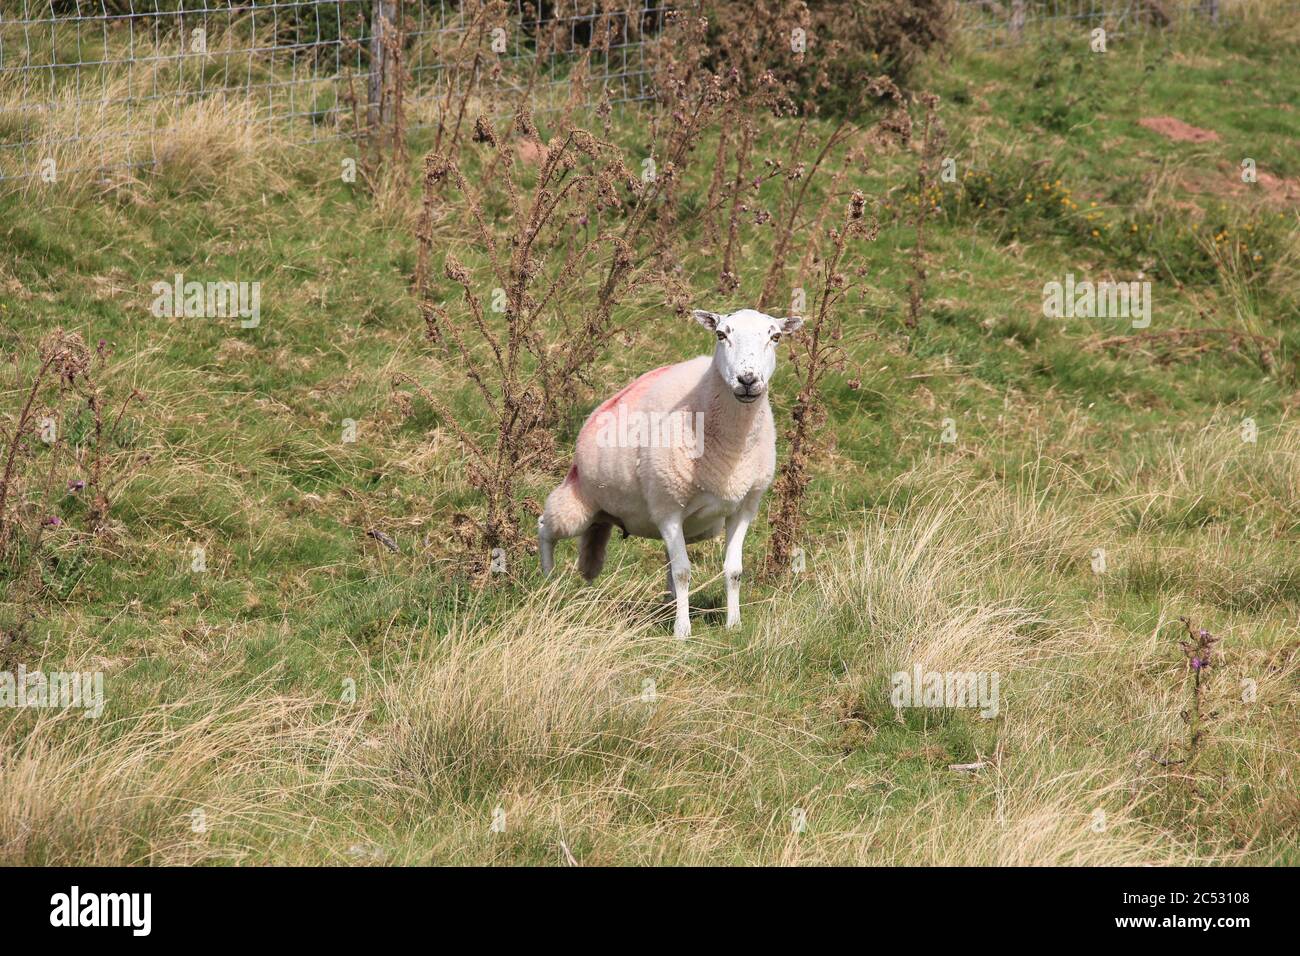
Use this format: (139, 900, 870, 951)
(0, 687, 366, 865)
(1109, 415, 1300, 535)
(381, 578, 758, 798)
(0, 73, 297, 197)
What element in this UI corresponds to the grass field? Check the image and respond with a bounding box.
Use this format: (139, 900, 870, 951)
(1, 10, 1297, 865)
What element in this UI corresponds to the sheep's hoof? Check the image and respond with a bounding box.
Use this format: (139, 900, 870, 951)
(674, 621, 691, 639)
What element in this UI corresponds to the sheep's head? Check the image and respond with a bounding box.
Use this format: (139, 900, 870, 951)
(693, 308, 804, 404)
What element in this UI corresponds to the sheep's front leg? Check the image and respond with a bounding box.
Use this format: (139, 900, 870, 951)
(723, 500, 759, 629)
(658, 516, 691, 638)
(663, 544, 676, 603)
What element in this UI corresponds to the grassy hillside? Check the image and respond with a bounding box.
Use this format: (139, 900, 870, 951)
(1, 12, 1297, 864)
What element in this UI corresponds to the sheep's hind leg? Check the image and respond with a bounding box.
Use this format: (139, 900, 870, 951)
(577, 522, 613, 581)
(538, 516, 556, 577)
(658, 515, 691, 638)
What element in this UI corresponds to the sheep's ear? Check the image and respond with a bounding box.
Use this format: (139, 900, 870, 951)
(692, 310, 722, 331)
(777, 316, 805, 335)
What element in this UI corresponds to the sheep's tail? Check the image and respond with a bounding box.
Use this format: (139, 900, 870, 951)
(539, 465, 595, 541)
(577, 522, 613, 582)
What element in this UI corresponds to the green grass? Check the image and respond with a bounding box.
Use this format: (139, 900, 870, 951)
(1, 19, 1298, 865)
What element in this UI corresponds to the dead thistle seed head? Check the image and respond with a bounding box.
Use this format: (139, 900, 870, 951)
(424, 152, 452, 185)
(571, 129, 600, 159)
(867, 74, 904, 102)
(515, 107, 539, 142)
(40, 329, 91, 386)
(596, 171, 624, 210)
(422, 303, 449, 344)
(874, 108, 913, 148)
(471, 116, 497, 147)
(443, 255, 471, 286)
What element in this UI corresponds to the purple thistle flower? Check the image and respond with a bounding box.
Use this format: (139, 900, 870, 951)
(43, 515, 62, 527)
(1191, 657, 1202, 671)
(67, 479, 85, 493)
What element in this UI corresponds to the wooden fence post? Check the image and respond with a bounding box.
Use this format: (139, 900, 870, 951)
(1011, 0, 1026, 37)
(368, 0, 397, 132)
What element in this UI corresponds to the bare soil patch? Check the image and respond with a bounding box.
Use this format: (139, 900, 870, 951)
(1139, 116, 1220, 143)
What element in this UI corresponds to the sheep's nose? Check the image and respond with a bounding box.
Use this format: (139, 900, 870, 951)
(737, 372, 758, 387)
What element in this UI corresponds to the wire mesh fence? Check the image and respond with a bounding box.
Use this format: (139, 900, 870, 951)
(0, 0, 670, 182)
(0, 0, 1267, 184)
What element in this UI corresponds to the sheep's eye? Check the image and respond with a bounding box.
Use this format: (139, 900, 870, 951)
(716, 330, 728, 342)
(770, 333, 781, 342)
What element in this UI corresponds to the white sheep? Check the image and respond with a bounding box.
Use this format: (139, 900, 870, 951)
(539, 308, 803, 637)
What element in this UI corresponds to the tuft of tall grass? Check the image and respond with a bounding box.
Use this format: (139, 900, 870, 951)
(1110, 416, 1300, 535)
(0, 691, 366, 865)
(0, 73, 297, 197)
(381, 579, 751, 800)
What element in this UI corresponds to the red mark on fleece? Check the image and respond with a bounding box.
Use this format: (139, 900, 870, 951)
(585, 364, 672, 428)
(577, 366, 670, 452)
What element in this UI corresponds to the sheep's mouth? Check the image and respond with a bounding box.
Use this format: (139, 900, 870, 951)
(733, 390, 761, 404)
